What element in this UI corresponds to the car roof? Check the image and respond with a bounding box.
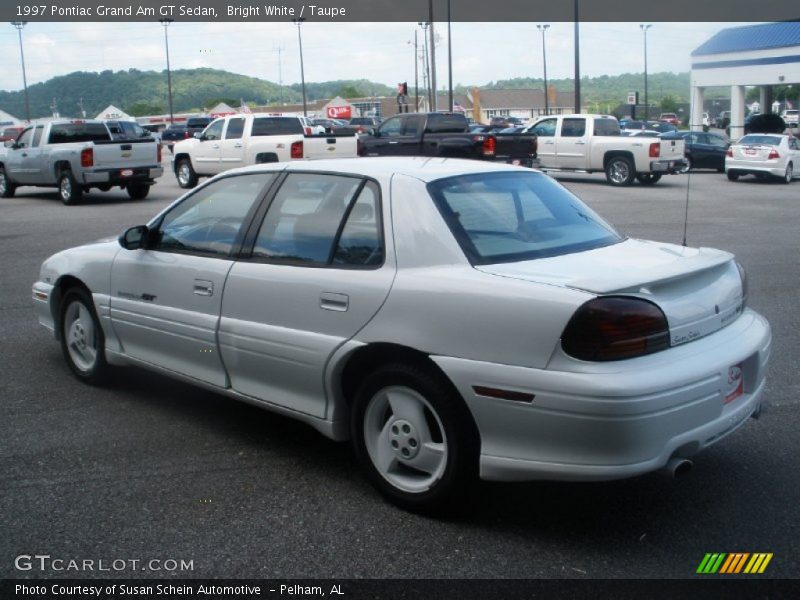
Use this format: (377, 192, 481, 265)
(230, 157, 525, 183)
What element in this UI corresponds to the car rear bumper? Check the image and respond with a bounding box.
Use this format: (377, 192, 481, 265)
(650, 158, 686, 173)
(432, 308, 771, 482)
(726, 160, 786, 177)
(82, 166, 164, 185)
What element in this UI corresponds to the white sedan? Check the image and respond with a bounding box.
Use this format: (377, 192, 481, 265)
(32, 158, 771, 513)
(726, 133, 799, 183)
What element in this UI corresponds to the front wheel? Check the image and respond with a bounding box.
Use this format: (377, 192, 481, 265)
(605, 156, 636, 186)
(175, 159, 198, 189)
(0, 166, 16, 198)
(126, 183, 150, 200)
(60, 287, 109, 384)
(351, 363, 479, 514)
(636, 173, 662, 185)
(59, 170, 82, 205)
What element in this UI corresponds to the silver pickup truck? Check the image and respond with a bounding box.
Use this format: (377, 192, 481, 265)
(0, 120, 163, 205)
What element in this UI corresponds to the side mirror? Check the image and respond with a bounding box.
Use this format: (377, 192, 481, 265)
(369, 128, 378, 137)
(194, 132, 203, 140)
(4, 140, 14, 148)
(119, 225, 149, 250)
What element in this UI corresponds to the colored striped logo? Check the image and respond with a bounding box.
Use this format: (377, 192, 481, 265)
(696, 553, 773, 574)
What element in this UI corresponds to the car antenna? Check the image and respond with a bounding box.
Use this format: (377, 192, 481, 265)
(681, 163, 691, 247)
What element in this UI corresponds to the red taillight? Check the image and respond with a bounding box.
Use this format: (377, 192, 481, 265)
(304, 126, 312, 136)
(290, 140, 303, 159)
(726, 148, 733, 157)
(481, 135, 496, 156)
(157, 143, 162, 163)
(649, 142, 660, 158)
(184, 131, 190, 139)
(767, 149, 780, 160)
(80, 148, 93, 167)
(561, 296, 670, 361)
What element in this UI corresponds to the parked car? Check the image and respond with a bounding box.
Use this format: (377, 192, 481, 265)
(0, 119, 163, 204)
(524, 114, 685, 185)
(662, 130, 729, 172)
(659, 113, 680, 125)
(780, 109, 798, 127)
(358, 112, 538, 167)
(161, 117, 213, 146)
(715, 111, 731, 129)
(105, 120, 155, 142)
(32, 157, 771, 512)
(349, 117, 381, 133)
(172, 114, 358, 188)
(0, 126, 24, 142)
(621, 120, 678, 134)
(725, 133, 798, 183)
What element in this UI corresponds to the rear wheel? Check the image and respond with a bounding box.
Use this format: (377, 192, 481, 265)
(636, 173, 662, 185)
(175, 159, 198, 189)
(351, 363, 479, 514)
(0, 166, 16, 198)
(727, 171, 740, 182)
(679, 157, 692, 173)
(782, 163, 793, 184)
(126, 183, 150, 200)
(59, 170, 82, 205)
(605, 156, 636, 186)
(60, 287, 109, 384)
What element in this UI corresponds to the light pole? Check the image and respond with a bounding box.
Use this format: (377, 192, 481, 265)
(418, 22, 431, 109)
(408, 31, 419, 111)
(293, 17, 308, 117)
(574, 0, 581, 113)
(641, 24, 652, 121)
(10, 21, 30, 122)
(159, 18, 174, 124)
(428, 0, 437, 111)
(537, 24, 550, 115)
(447, 0, 453, 111)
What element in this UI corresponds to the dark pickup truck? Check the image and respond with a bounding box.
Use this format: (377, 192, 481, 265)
(161, 117, 213, 147)
(358, 112, 537, 166)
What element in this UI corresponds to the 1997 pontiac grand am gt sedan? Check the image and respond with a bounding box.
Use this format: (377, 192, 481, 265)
(32, 157, 771, 512)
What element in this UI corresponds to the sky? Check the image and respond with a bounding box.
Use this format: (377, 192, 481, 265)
(0, 21, 758, 93)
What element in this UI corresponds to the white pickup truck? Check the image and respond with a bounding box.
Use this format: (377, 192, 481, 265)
(524, 114, 686, 185)
(0, 120, 163, 204)
(172, 114, 358, 188)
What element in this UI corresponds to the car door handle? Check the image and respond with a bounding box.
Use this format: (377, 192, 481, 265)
(233, 143, 243, 148)
(575, 141, 586, 145)
(212, 144, 220, 149)
(544, 140, 555, 145)
(388, 141, 400, 145)
(193, 280, 214, 296)
(320, 292, 349, 312)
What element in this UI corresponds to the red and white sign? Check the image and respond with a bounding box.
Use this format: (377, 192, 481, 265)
(327, 105, 352, 120)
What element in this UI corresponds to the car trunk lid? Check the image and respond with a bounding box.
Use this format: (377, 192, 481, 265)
(477, 239, 745, 347)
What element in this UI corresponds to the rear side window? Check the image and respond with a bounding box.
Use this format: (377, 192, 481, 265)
(428, 171, 621, 265)
(251, 118, 304, 136)
(593, 119, 621, 136)
(561, 118, 586, 137)
(426, 113, 468, 133)
(48, 123, 111, 144)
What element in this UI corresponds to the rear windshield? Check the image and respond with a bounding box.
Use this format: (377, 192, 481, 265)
(251, 117, 304, 136)
(48, 123, 111, 144)
(428, 171, 622, 265)
(738, 135, 782, 146)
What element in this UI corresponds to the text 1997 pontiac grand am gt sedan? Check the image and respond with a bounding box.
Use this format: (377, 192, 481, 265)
(32, 157, 771, 512)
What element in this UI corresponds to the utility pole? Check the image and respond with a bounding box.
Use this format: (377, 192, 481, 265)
(428, 0, 437, 111)
(10, 21, 30, 122)
(409, 31, 419, 112)
(293, 18, 308, 117)
(574, 0, 581, 113)
(641, 24, 652, 121)
(159, 18, 175, 124)
(447, 0, 453, 111)
(537, 24, 550, 115)
(419, 22, 431, 109)
(274, 45, 285, 105)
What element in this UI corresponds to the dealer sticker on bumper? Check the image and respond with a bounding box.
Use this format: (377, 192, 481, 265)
(724, 363, 744, 405)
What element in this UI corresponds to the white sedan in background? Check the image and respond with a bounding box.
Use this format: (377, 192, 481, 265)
(726, 133, 799, 183)
(32, 158, 771, 513)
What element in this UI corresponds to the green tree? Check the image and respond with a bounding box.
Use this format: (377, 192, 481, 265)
(659, 95, 679, 112)
(126, 101, 165, 116)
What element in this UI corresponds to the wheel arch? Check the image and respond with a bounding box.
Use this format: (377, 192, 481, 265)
(603, 150, 635, 169)
(334, 342, 480, 443)
(50, 275, 92, 341)
(173, 152, 191, 173)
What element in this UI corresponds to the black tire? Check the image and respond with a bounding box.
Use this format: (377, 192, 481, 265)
(59, 287, 110, 385)
(58, 170, 82, 205)
(175, 158, 198, 189)
(605, 156, 636, 186)
(127, 183, 150, 200)
(636, 173, 662, 185)
(0, 166, 16, 198)
(727, 171, 740, 182)
(350, 362, 479, 514)
(782, 163, 793, 184)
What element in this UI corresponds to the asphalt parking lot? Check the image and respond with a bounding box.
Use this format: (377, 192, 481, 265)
(1, 161, 798, 580)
